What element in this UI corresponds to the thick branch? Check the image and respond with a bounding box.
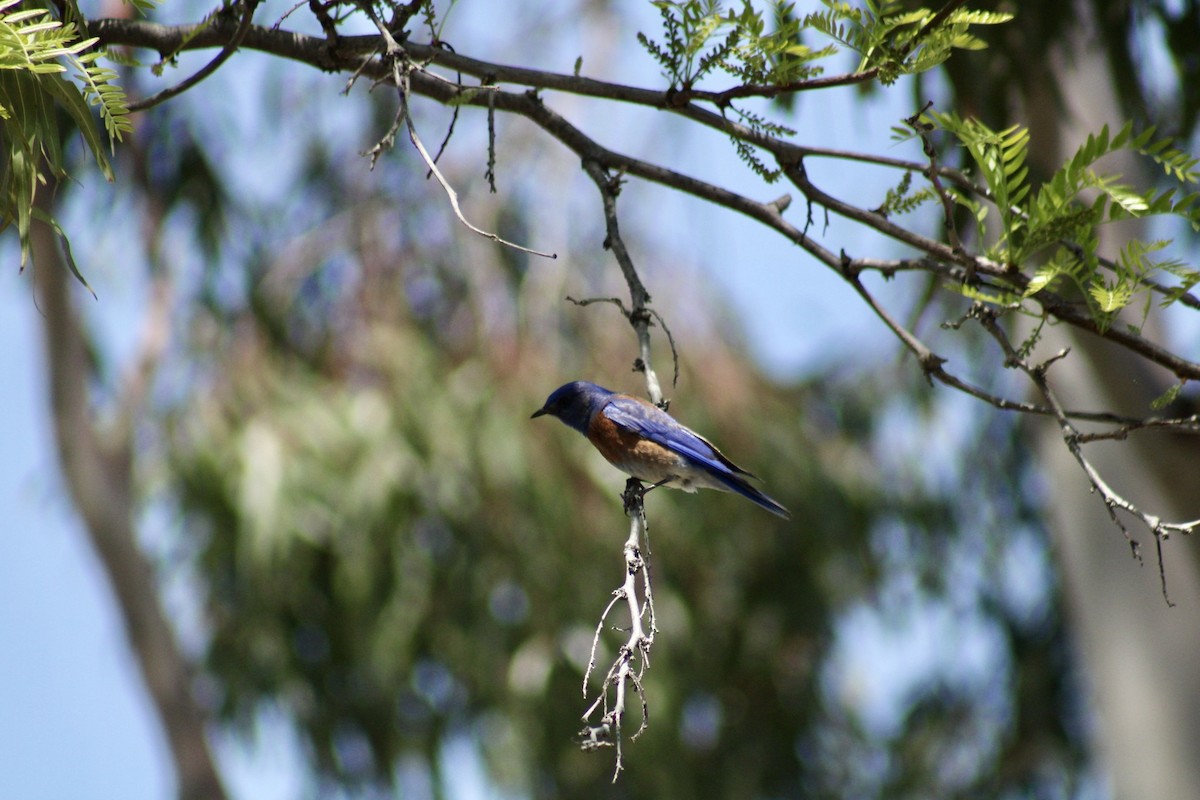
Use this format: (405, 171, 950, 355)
(89, 18, 977, 187)
(782, 160, 1200, 380)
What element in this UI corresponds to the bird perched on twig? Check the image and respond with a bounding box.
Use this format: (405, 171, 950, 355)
(532, 381, 790, 519)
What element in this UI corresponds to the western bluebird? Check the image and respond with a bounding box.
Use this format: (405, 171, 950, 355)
(532, 381, 790, 518)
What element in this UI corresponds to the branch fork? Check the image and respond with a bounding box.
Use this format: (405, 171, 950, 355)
(970, 302, 1196, 606)
(581, 478, 658, 782)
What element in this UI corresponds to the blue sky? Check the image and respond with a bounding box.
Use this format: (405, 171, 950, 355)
(0, 283, 169, 797)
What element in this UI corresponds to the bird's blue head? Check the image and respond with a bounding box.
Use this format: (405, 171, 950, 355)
(531, 381, 615, 433)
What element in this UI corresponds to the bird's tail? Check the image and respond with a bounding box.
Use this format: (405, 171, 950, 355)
(715, 472, 791, 519)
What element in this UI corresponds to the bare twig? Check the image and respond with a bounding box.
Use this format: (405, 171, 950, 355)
(566, 295, 680, 392)
(568, 159, 671, 780)
(359, 40, 557, 259)
(128, 0, 259, 113)
(579, 478, 657, 782)
(972, 304, 1200, 606)
(905, 101, 966, 269)
(485, 73, 497, 192)
(425, 45, 462, 179)
(1071, 415, 1200, 442)
(584, 591, 624, 696)
(580, 160, 671, 405)
(428, 142, 553, 253)
(405, 88, 556, 257)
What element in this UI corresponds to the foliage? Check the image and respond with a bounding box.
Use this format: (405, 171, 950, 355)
(638, 1, 832, 89)
(637, 0, 1011, 90)
(805, 0, 1012, 84)
(921, 113, 1200, 327)
(636, 0, 1009, 180)
(875, 170, 936, 218)
(0, 0, 128, 275)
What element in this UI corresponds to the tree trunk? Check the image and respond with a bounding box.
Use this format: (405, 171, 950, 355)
(32, 196, 229, 800)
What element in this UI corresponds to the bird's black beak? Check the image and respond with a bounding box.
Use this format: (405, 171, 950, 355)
(530, 407, 548, 419)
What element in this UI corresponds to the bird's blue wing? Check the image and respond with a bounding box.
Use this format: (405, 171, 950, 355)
(601, 395, 789, 519)
(601, 396, 754, 478)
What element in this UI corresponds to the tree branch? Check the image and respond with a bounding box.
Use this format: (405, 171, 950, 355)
(569, 163, 666, 778)
(91, 13, 1200, 394)
(128, 0, 259, 112)
(581, 160, 667, 405)
(972, 303, 1199, 606)
(89, 18, 980, 188)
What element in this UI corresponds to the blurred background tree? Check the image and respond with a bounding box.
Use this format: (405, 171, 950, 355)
(11, 0, 1200, 798)
(934, 3, 1200, 797)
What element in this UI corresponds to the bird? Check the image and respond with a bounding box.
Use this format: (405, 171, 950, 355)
(531, 381, 790, 519)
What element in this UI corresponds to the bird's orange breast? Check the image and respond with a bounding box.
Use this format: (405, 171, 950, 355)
(587, 411, 683, 482)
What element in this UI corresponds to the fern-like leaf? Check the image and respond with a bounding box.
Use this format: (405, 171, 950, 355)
(74, 51, 132, 143)
(0, 0, 127, 280)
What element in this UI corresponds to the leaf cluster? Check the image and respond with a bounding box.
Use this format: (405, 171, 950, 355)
(875, 170, 936, 218)
(933, 113, 1200, 328)
(722, 2, 838, 87)
(637, 1, 1012, 182)
(637, 2, 829, 181)
(0, 0, 128, 279)
(804, 0, 1012, 85)
(727, 104, 795, 181)
(638, 1, 1010, 91)
(637, 1, 741, 90)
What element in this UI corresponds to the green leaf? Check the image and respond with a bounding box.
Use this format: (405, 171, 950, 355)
(950, 281, 1020, 307)
(1151, 382, 1184, 411)
(1101, 181, 1150, 217)
(31, 207, 95, 298)
(38, 68, 116, 175)
(1088, 281, 1133, 313)
(1023, 265, 1059, 297)
(446, 87, 481, 106)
